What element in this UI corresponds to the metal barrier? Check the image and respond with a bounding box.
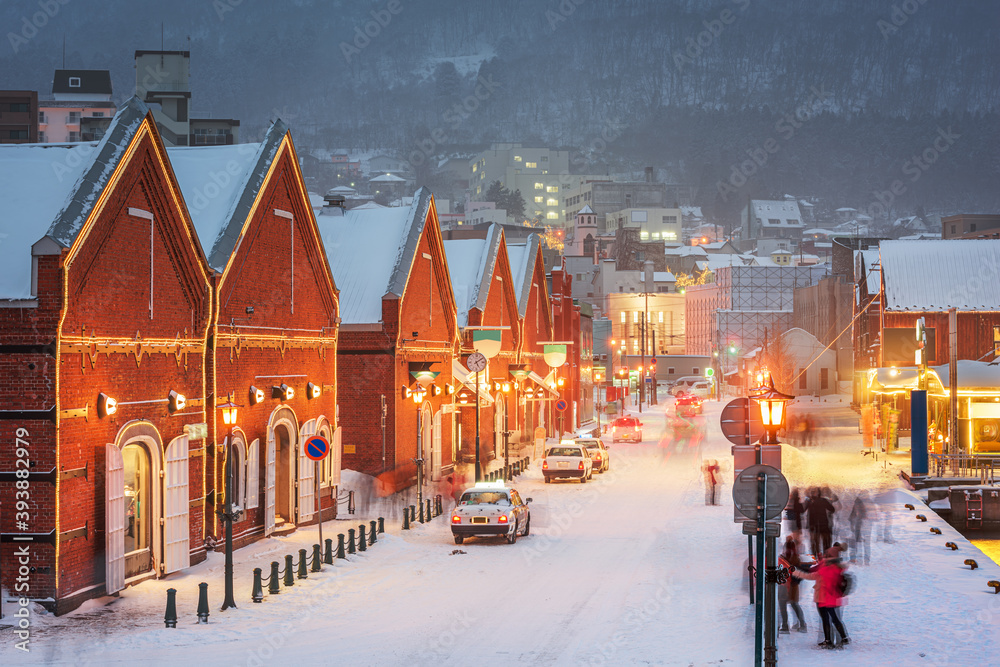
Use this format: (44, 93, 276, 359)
(337, 489, 356, 515)
(930, 453, 998, 483)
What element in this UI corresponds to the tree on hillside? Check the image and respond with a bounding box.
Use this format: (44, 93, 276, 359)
(483, 180, 526, 222)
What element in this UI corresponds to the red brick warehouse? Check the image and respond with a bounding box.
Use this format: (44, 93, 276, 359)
(506, 234, 559, 447)
(0, 99, 213, 614)
(444, 224, 524, 478)
(168, 118, 340, 546)
(318, 189, 460, 492)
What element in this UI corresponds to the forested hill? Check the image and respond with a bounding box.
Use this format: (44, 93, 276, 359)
(2, 0, 997, 216)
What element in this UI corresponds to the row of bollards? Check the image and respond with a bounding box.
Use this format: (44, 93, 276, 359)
(906, 504, 997, 594)
(166, 517, 387, 624)
(403, 495, 446, 530)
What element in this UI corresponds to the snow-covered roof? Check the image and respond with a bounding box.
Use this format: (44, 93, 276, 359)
(880, 240, 1000, 311)
(680, 206, 702, 218)
(0, 97, 148, 301)
(578, 204, 594, 214)
(352, 201, 387, 210)
(803, 228, 834, 236)
(854, 249, 881, 295)
(505, 234, 541, 316)
(750, 200, 803, 227)
(653, 271, 675, 282)
(327, 186, 356, 195)
(371, 173, 406, 183)
(318, 187, 432, 324)
(665, 245, 708, 257)
(932, 360, 1000, 390)
(444, 224, 503, 327)
(168, 130, 280, 272)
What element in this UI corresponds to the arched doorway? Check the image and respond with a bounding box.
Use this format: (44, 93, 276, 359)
(122, 442, 153, 580)
(265, 406, 299, 536)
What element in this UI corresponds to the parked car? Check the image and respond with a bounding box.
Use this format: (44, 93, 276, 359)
(611, 415, 643, 443)
(670, 376, 705, 396)
(575, 437, 610, 473)
(686, 380, 712, 398)
(450, 481, 531, 545)
(675, 393, 704, 416)
(542, 443, 593, 483)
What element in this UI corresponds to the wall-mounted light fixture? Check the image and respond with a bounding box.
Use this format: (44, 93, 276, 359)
(168, 390, 186, 413)
(249, 385, 265, 406)
(98, 392, 117, 418)
(307, 382, 321, 399)
(272, 384, 294, 401)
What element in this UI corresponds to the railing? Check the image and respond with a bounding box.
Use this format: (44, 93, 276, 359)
(337, 489, 355, 514)
(930, 453, 997, 483)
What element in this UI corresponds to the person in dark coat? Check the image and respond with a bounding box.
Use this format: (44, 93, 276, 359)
(849, 492, 871, 565)
(806, 487, 835, 557)
(785, 488, 805, 543)
(777, 537, 807, 633)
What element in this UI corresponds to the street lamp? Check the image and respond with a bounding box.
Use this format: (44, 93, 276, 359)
(751, 375, 793, 445)
(217, 398, 241, 611)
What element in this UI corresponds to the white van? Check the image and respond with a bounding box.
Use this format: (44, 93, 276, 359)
(670, 376, 705, 396)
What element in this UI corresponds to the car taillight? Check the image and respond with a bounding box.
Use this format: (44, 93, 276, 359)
(542, 460, 549, 470)
(578, 461, 585, 470)
(498, 515, 508, 524)
(634, 426, 640, 432)
(451, 514, 461, 524)
(594, 454, 602, 461)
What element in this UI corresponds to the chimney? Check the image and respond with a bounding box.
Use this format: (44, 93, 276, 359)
(323, 194, 346, 216)
(644, 260, 654, 292)
(645, 166, 654, 183)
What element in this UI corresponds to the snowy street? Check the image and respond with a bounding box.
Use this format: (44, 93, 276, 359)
(4, 397, 1000, 666)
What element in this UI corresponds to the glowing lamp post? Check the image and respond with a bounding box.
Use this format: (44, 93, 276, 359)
(751, 376, 793, 445)
(218, 398, 241, 611)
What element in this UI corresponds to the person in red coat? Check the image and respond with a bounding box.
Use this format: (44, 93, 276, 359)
(797, 547, 850, 648)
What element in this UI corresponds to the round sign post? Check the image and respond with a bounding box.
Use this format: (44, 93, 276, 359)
(555, 399, 568, 412)
(555, 398, 568, 440)
(720, 398, 764, 447)
(732, 464, 789, 524)
(303, 435, 330, 554)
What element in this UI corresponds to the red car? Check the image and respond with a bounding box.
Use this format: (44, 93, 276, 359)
(611, 416, 643, 443)
(675, 393, 703, 416)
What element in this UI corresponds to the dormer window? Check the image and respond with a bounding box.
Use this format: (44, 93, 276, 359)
(69, 76, 81, 87)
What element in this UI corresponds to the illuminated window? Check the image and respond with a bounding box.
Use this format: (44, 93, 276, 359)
(472, 164, 478, 172)
(526, 162, 537, 168)
(633, 341, 639, 351)
(534, 182, 544, 190)
(514, 155, 522, 162)
(546, 186, 558, 193)
(640, 231, 649, 240)
(664, 232, 677, 240)
(994, 326, 1000, 356)
(542, 170, 548, 174)
(547, 198, 558, 207)
(620, 312, 626, 323)
(659, 312, 664, 323)
(546, 211, 559, 220)
(633, 312, 639, 323)
(535, 210, 543, 216)
(535, 196, 544, 203)
(652, 232, 660, 239)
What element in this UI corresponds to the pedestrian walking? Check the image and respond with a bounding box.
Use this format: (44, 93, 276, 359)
(797, 547, 851, 649)
(777, 537, 807, 634)
(849, 492, 871, 565)
(703, 459, 721, 505)
(785, 488, 805, 543)
(805, 487, 835, 558)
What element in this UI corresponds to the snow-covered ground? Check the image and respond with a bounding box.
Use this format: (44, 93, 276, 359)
(3, 396, 999, 665)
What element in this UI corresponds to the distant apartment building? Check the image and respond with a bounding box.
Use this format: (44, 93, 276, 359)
(470, 143, 593, 224)
(605, 206, 682, 243)
(38, 70, 116, 142)
(0, 90, 38, 143)
(941, 213, 1000, 239)
(563, 177, 669, 233)
(136, 50, 239, 146)
(739, 199, 805, 251)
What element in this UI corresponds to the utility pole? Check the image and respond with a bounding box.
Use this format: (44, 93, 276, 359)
(639, 310, 645, 414)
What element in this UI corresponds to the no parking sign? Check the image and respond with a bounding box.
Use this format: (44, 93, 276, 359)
(555, 399, 568, 412)
(304, 435, 330, 461)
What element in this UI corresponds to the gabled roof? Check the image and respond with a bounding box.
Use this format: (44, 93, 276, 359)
(444, 224, 504, 328)
(880, 240, 1000, 311)
(52, 69, 112, 95)
(168, 120, 286, 272)
(750, 200, 803, 226)
(318, 188, 433, 324)
(505, 234, 541, 317)
(0, 97, 148, 300)
(578, 204, 594, 214)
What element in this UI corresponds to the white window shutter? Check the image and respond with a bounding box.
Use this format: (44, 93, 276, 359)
(246, 438, 260, 510)
(105, 444, 125, 594)
(163, 435, 190, 575)
(264, 431, 276, 536)
(298, 420, 316, 523)
(330, 427, 342, 488)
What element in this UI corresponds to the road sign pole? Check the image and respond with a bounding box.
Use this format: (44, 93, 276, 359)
(316, 460, 322, 560)
(755, 472, 766, 667)
(764, 534, 777, 666)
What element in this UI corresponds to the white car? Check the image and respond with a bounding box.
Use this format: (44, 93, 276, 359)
(542, 443, 593, 483)
(450, 481, 531, 545)
(575, 437, 610, 473)
(670, 376, 705, 396)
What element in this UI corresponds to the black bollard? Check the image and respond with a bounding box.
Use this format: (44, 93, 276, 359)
(311, 544, 322, 572)
(284, 554, 295, 587)
(419, 501, 425, 524)
(370, 520, 378, 544)
(358, 525, 368, 552)
(164, 588, 178, 628)
(409, 505, 416, 523)
(402, 508, 410, 530)
(378, 517, 385, 534)
(269, 561, 281, 594)
(436, 495, 442, 516)
(337, 533, 347, 558)
(324, 538, 334, 565)
(347, 528, 357, 554)
(252, 568, 264, 603)
(426, 499, 432, 520)
(197, 582, 210, 623)
(297, 549, 308, 579)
